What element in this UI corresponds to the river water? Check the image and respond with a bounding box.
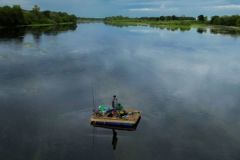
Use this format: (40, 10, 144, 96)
(1, 23, 240, 160)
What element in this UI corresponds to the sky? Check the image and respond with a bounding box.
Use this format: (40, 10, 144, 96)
(0, 0, 240, 17)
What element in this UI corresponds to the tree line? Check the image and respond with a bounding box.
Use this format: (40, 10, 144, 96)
(105, 15, 195, 21)
(210, 15, 240, 26)
(0, 5, 77, 26)
(105, 15, 240, 27)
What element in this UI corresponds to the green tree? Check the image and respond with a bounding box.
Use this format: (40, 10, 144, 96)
(0, 5, 25, 26)
(42, 10, 51, 18)
(172, 15, 177, 20)
(12, 5, 25, 25)
(198, 15, 205, 21)
(32, 5, 40, 14)
(236, 18, 240, 26)
(210, 16, 220, 25)
(159, 16, 165, 21)
(31, 5, 40, 21)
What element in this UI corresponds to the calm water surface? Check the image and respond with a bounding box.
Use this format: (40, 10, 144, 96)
(1, 23, 240, 160)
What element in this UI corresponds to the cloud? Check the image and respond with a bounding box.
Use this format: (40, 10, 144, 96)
(128, 2, 178, 12)
(127, 1, 167, 6)
(212, 4, 240, 10)
(202, 4, 240, 12)
(129, 8, 158, 12)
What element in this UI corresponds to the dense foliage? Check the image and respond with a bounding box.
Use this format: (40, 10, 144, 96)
(105, 16, 195, 21)
(0, 5, 77, 26)
(104, 16, 197, 27)
(105, 15, 240, 27)
(197, 15, 208, 22)
(210, 15, 240, 26)
(78, 17, 103, 21)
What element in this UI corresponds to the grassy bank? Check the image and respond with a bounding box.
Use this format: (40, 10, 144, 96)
(104, 15, 240, 29)
(104, 19, 208, 29)
(104, 17, 206, 29)
(103, 18, 240, 36)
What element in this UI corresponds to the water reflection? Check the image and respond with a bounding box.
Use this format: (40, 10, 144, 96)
(104, 22, 240, 36)
(112, 129, 118, 150)
(210, 27, 240, 37)
(150, 25, 191, 32)
(1, 23, 240, 160)
(197, 28, 207, 34)
(105, 22, 191, 32)
(0, 24, 77, 42)
(91, 115, 141, 150)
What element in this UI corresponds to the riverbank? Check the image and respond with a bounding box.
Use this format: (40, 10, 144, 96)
(104, 19, 240, 31)
(0, 5, 77, 27)
(77, 18, 103, 23)
(104, 19, 207, 29)
(103, 15, 240, 29)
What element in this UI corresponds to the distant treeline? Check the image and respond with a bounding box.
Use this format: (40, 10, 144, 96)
(105, 16, 195, 21)
(78, 17, 104, 21)
(104, 15, 240, 27)
(0, 5, 77, 26)
(210, 15, 240, 26)
(77, 17, 104, 23)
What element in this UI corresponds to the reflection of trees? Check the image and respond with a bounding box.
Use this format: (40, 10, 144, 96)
(105, 22, 240, 37)
(0, 24, 77, 43)
(179, 27, 191, 32)
(105, 22, 192, 32)
(197, 28, 207, 34)
(210, 27, 240, 37)
(150, 25, 191, 32)
(0, 27, 25, 43)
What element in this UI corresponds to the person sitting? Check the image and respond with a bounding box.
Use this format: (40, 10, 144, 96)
(112, 95, 118, 109)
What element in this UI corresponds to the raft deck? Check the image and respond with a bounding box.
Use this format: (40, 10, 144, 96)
(90, 108, 141, 130)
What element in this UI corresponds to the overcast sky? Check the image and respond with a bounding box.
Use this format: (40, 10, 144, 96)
(0, 0, 240, 17)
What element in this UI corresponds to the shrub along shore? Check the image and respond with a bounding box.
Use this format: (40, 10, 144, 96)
(0, 5, 77, 27)
(103, 15, 240, 28)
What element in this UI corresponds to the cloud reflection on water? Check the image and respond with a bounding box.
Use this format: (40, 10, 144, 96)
(0, 23, 240, 160)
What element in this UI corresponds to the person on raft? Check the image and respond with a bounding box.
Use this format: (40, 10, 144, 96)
(110, 95, 127, 117)
(112, 95, 118, 109)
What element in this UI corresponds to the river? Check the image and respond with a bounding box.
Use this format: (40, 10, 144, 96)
(1, 23, 240, 160)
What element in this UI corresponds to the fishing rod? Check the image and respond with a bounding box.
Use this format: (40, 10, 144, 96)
(91, 82, 96, 159)
(92, 84, 96, 112)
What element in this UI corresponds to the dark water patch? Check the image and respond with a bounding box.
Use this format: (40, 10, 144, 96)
(0, 24, 77, 42)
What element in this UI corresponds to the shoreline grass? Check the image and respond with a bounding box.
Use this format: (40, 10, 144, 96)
(104, 19, 240, 30)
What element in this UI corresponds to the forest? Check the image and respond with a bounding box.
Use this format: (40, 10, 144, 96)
(210, 15, 240, 26)
(0, 5, 77, 26)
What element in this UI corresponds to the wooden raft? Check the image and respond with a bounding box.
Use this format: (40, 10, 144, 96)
(90, 108, 141, 130)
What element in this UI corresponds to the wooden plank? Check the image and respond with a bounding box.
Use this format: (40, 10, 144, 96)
(90, 108, 141, 125)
